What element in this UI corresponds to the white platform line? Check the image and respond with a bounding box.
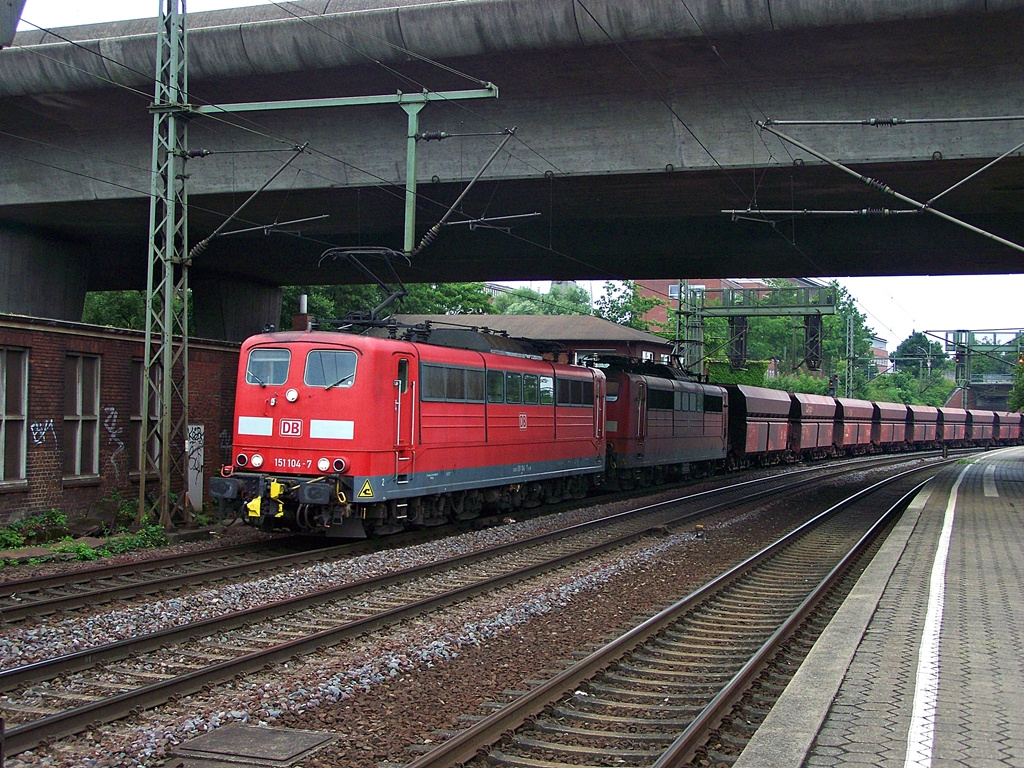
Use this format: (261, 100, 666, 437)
(904, 463, 968, 768)
(983, 464, 998, 497)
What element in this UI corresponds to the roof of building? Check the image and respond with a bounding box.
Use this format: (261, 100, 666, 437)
(392, 314, 672, 347)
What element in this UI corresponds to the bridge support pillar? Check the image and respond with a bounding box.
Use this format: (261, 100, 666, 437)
(192, 276, 282, 342)
(0, 227, 88, 321)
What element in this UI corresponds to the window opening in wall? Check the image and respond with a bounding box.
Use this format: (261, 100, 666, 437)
(130, 359, 159, 474)
(64, 354, 100, 478)
(1, 348, 28, 483)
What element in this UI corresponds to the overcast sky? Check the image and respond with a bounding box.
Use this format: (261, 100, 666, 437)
(14, 1, 1024, 348)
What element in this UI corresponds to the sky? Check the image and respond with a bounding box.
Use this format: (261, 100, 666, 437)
(13, 1, 1024, 349)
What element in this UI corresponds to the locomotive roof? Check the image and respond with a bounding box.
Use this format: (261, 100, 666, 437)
(392, 314, 673, 346)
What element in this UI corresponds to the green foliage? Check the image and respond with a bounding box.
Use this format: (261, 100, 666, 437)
(863, 369, 956, 407)
(98, 491, 145, 534)
(706, 360, 769, 387)
(104, 525, 168, 554)
(0, 528, 25, 550)
(492, 283, 593, 316)
(764, 372, 830, 395)
(0, 510, 68, 547)
(1007, 362, 1024, 412)
(280, 282, 495, 327)
(593, 281, 665, 332)
(893, 332, 949, 377)
(82, 290, 193, 332)
(51, 539, 100, 561)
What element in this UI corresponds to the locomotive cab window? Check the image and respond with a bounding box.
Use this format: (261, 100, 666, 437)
(606, 380, 619, 403)
(305, 350, 357, 389)
(246, 348, 291, 386)
(704, 393, 724, 413)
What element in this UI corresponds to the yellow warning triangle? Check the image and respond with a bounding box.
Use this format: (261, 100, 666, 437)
(357, 479, 375, 499)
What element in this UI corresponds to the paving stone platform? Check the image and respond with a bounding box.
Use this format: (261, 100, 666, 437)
(734, 447, 1024, 768)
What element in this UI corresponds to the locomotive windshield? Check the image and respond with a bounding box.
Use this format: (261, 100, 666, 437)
(245, 348, 290, 386)
(305, 349, 358, 389)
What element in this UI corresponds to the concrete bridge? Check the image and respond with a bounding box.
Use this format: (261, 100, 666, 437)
(2, 1, 1023, 339)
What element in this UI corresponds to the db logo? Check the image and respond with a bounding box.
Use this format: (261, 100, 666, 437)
(519, 413, 528, 430)
(280, 419, 302, 437)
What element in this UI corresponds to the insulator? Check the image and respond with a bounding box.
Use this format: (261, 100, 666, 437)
(418, 131, 449, 141)
(865, 118, 904, 126)
(187, 149, 211, 158)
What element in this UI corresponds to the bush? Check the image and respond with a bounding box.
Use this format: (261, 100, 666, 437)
(0, 510, 68, 547)
(105, 525, 168, 554)
(0, 528, 26, 550)
(51, 539, 100, 561)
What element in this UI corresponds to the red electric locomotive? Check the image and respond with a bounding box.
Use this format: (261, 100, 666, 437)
(210, 329, 605, 537)
(595, 358, 727, 487)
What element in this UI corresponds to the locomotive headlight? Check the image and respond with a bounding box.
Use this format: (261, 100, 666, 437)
(285, 388, 299, 402)
(251, 453, 264, 468)
(317, 457, 331, 472)
(236, 453, 248, 466)
(333, 458, 346, 472)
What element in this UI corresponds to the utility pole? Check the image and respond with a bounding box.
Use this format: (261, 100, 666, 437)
(140, 0, 191, 528)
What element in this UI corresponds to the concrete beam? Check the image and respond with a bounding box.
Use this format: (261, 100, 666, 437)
(5, 0, 1024, 97)
(192, 275, 282, 342)
(0, 226, 88, 321)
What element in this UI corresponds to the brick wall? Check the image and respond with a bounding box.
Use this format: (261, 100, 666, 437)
(0, 314, 239, 527)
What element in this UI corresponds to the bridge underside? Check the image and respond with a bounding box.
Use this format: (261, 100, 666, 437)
(4, 155, 1022, 291)
(2, 4, 1023, 337)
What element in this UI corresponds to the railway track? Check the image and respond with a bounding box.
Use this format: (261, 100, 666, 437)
(401, 464, 941, 768)
(0, 454, 947, 758)
(0, 453, 939, 627)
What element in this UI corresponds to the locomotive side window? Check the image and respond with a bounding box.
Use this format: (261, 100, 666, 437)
(506, 372, 523, 404)
(445, 367, 466, 400)
(421, 365, 446, 400)
(487, 370, 505, 403)
(304, 350, 357, 389)
(648, 388, 674, 411)
(539, 376, 555, 405)
(556, 378, 595, 406)
(246, 349, 290, 386)
(522, 374, 539, 405)
(704, 393, 724, 413)
(606, 380, 619, 403)
(421, 364, 486, 403)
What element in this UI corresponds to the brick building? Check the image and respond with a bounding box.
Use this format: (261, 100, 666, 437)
(0, 314, 239, 526)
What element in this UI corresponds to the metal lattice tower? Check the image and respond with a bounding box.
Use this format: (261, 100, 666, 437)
(845, 314, 855, 397)
(139, 0, 191, 528)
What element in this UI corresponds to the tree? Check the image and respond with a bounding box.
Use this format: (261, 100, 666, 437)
(82, 290, 147, 330)
(280, 282, 494, 327)
(492, 283, 592, 316)
(892, 331, 947, 378)
(593, 280, 665, 332)
(82, 289, 192, 333)
(1008, 361, 1024, 412)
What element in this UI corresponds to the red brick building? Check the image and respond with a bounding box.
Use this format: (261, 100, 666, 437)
(0, 314, 239, 526)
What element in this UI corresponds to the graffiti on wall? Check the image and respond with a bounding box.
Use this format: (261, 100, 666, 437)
(103, 407, 126, 481)
(30, 419, 57, 446)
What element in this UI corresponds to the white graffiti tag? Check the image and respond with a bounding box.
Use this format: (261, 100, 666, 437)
(30, 419, 57, 446)
(103, 407, 126, 480)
